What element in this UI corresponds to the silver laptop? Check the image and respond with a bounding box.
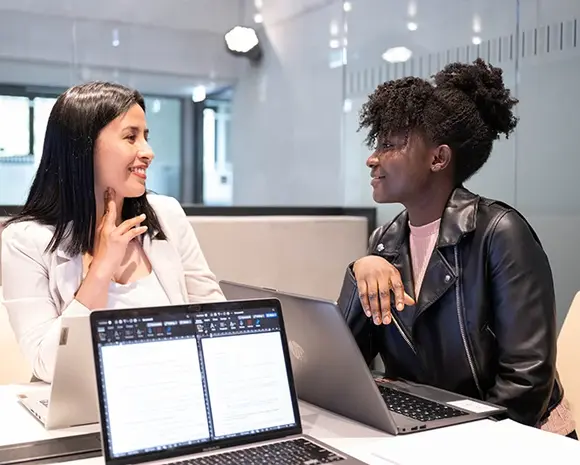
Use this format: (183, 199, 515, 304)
(89, 299, 367, 465)
(18, 314, 99, 429)
(220, 280, 507, 435)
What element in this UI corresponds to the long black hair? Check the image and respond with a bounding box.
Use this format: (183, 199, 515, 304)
(5, 81, 166, 255)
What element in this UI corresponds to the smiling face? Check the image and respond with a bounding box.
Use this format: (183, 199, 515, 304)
(93, 103, 153, 199)
(367, 131, 451, 205)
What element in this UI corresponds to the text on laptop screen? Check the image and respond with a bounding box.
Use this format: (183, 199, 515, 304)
(93, 306, 297, 459)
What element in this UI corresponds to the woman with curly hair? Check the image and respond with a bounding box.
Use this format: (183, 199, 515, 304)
(338, 58, 576, 437)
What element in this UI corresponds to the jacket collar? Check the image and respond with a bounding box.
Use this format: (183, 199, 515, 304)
(378, 186, 479, 256)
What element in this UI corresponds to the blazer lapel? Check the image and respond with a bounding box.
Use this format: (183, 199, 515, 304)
(54, 247, 82, 307)
(143, 235, 187, 305)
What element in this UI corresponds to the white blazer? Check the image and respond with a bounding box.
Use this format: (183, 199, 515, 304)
(1, 195, 225, 382)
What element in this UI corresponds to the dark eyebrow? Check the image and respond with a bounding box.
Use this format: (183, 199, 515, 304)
(124, 126, 149, 137)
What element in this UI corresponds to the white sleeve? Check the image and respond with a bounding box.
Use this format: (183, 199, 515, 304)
(1, 223, 90, 382)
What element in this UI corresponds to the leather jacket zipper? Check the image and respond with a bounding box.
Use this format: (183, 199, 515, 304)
(391, 314, 417, 355)
(454, 246, 483, 397)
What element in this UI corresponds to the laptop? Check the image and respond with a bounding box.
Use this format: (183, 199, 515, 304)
(89, 299, 367, 465)
(220, 280, 507, 435)
(18, 314, 100, 429)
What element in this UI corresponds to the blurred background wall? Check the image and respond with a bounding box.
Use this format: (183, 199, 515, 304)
(1, 0, 579, 325)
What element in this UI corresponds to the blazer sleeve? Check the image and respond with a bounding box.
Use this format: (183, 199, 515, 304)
(1, 222, 90, 383)
(336, 226, 385, 365)
(162, 197, 225, 303)
(485, 210, 557, 426)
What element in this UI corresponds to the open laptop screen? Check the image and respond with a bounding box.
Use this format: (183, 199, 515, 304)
(91, 301, 299, 463)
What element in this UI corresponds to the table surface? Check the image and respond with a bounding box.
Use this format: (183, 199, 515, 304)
(1, 384, 578, 465)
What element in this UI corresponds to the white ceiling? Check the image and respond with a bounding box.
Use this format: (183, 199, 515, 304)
(0, 0, 245, 34)
(0, 0, 247, 95)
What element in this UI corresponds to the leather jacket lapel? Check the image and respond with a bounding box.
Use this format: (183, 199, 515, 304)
(414, 249, 456, 319)
(373, 187, 480, 325)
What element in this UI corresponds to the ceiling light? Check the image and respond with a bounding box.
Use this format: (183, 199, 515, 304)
(407, 0, 417, 17)
(329, 39, 340, 49)
(254, 13, 263, 24)
(225, 26, 263, 63)
(225, 26, 259, 53)
(472, 15, 482, 33)
(254, 0, 263, 8)
(472, 36, 482, 45)
(330, 20, 339, 36)
(343, 99, 353, 113)
(152, 99, 161, 113)
(192, 86, 206, 103)
(407, 21, 418, 31)
(343, 2, 352, 12)
(382, 46, 412, 63)
(112, 29, 120, 47)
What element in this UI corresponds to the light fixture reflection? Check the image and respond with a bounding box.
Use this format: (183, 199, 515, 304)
(382, 46, 412, 63)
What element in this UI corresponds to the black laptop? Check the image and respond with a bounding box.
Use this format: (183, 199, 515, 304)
(89, 299, 367, 465)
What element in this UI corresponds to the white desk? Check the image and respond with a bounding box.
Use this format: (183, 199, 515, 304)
(1, 384, 579, 465)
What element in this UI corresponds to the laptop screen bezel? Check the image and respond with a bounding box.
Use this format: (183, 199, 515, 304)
(89, 298, 303, 465)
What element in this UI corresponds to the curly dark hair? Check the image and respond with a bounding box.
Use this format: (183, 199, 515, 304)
(358, 58, 519, 184)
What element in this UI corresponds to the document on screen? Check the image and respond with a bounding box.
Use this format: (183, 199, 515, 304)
(202, 331, 296, 438)
(100, 338, 210, 456)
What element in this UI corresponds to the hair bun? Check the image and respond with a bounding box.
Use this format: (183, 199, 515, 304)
(434, 58, 519, 138)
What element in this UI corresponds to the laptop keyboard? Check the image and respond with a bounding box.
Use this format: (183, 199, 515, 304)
(377, 384, 468, 423)
(172, 438, 344, 465)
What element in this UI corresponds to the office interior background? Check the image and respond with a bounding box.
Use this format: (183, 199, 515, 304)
(0, 0, 578, 326)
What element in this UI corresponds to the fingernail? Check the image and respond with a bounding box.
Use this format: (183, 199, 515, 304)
(374, 317, 381, 325)
(396, 302, 404, 311)
(383, 315, 391, 324)
(364, 310, 371, 317)
(140, 213, 146, 219)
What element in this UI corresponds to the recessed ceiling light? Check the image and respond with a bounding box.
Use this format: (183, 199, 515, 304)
(382, 46, 412, 63)
(472, 36, 482, 45)
(407, 21, 418, 31)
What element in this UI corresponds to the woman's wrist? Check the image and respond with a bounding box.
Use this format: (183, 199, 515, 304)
(87, 258, 114, 282)
(76, 261, 112, 310)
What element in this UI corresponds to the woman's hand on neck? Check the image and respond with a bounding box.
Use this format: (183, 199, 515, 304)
(96, 187, 124, 227)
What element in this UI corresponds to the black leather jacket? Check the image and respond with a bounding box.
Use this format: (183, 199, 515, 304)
(338, 187, 563, 426)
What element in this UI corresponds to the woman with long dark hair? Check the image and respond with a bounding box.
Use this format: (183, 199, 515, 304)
(1, 82, 224, 382)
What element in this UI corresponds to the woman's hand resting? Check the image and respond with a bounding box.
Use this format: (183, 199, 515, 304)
(353, 255, 415, 325)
